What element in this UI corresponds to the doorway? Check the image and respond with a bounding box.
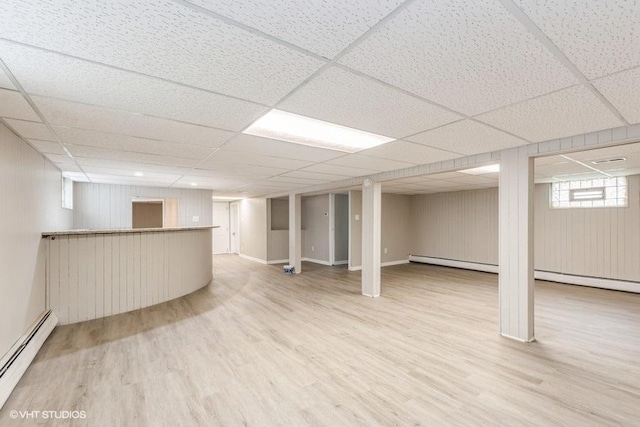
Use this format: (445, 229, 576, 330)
(230, 202, 240, 254)
(213, 202, 230, 254)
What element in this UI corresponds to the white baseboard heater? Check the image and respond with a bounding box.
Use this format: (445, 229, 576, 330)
(0, 310, 58, 409)
(409, 255, 640, 294)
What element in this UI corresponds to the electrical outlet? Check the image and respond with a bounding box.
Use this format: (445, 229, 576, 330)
(311, 246, 315, 251)
(192, 216, 200, 223)
(355, 214, 360, 221)
(384, 247, 388, 254)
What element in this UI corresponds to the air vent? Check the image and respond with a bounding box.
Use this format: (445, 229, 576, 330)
(591, 157, 626, 165)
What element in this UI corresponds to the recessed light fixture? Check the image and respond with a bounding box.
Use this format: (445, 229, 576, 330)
(134, 171, 144, 177)
(243, 109, 395, 153)
(458, 164, 500, 175)
(190, 182, 197, 186)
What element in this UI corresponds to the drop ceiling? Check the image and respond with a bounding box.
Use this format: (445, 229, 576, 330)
(0, 0, 639, 198)
(382, 142, 640, 195)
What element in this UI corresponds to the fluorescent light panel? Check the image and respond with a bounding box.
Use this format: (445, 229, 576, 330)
(243, 109, 395, 153)
(458, 164, 500, 175)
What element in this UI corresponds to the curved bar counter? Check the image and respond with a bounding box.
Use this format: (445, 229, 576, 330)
(42, 226, 214, 325)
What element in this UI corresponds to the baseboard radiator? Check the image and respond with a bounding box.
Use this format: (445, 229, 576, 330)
(0, 310, 58, 409)
(409, 255, 640, 294)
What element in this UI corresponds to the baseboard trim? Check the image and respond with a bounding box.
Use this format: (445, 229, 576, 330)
(333, 260, 348, 266)
(381, 259, 410, 267)
(409, 255, 640, 294)
(534, 271, 640, 294)
(0, 310, 58, 409)
(500, 333, 536, 343)
(239, 253, 267, 265)
(348, 259, 410, 271)
(302, 258, 332, 266)
(409, 255, 499, 274)
(267, 259, 289, 265)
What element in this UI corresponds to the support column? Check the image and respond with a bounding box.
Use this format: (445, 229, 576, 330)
(362, 179, 381, 297)
(289, 193, 302, 274)
(499, 147, 535, 342)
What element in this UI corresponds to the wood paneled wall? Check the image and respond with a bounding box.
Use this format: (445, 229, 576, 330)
(74, 183, 213, 229)
(410, 188, 499, 265)
(45, 229, 212, 325)
(240, 198, 268, 261)
(0, 124, 73, 358)
(535, 175, 640, 281)
(409, 178, 640, 282)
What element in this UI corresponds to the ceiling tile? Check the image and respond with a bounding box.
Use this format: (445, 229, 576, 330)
(339, 0, 578, 115)
(534, 161, 591, 178)
(73, 157, 191, 175)
(0, 42, 267, 131)
(195, 162, 289, 178)
(27, 139, 67, 155)
(514, 0, 640, 79)
(300, 163, 378, 177)
(204, 149, 313, 170)
(0, 0, 324, 105)
(358, 140, 459, 164)
(33, 97, 234, 147)
(446, 174, 499, 185)
(222, 134, 345, 162)
(3, 118, 55, 140)
(80, 166, 182, 181)
(279, 66, 461, 138)
(477, 85, 624, 142)
(407, 120, 527, 155)
(42, 153, 76, 166)
(266, 176, 326, 185)
(593, 67, 640, 125)
(280, 170, 351, 181)
(185, 0, 404, 58)
(53, 126, 215, 159)
(66, 145, 201, 168)
(324, 154, 414, 172)
(0, 68, 15, 90)
(85, 173, 178, 186)
(0, 88, 39, 121)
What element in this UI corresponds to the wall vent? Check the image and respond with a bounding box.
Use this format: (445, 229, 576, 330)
(591, 157, 626, 164)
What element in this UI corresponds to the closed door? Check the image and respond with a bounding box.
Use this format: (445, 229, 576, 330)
(230, 202, 240, 254)
(212, 202, 230, 254)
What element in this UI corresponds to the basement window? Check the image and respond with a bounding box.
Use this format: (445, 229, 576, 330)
(61, 177, 73, 210)
(550, 177, 627, 209)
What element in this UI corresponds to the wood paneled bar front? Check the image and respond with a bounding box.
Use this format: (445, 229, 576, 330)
(42, 226, 214, 325)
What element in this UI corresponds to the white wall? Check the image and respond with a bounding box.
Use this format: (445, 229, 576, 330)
(534, 176, 640, 281)
(349, 191, 412, 269)
(410, 188, 499, 265)
(409, 179, 640, 282)
(240, 198, 268, 262)
(0, 124, 73, 358)
(74, 183, 213, 229)
(334, 194, 349, 263)
(302, 194, 331, 263)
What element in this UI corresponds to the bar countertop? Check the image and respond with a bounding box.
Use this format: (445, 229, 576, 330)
(42, 225, 217, 237)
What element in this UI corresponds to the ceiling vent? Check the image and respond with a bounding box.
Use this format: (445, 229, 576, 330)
(591, 157, 626, 165)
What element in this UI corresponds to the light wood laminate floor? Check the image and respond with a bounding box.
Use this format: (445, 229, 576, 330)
(2, 256, 639, 426)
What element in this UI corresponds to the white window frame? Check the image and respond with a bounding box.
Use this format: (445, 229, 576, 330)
(550, 177, 628, 209)
(61, 177, 73, 210)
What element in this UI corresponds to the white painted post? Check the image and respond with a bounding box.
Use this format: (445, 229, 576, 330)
(499, 147, 535, 342)
(289, 193, 302, 274)
(362, 179, 381, 297)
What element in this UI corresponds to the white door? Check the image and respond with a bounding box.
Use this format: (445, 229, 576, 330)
(230, 202, 240, 254)
(212, 202, 230, 254)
